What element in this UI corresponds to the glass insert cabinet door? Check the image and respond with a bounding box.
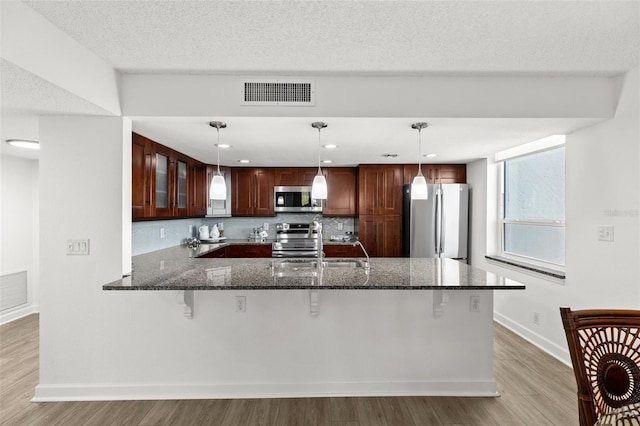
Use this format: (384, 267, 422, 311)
(177, 160, 188, 209)
(155, 153, 169, 209)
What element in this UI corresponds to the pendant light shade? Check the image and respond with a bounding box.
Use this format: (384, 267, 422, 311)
(311, 174, 328, 199)
(209, 121, 228, 200)
(311, 122, 328, 200)
(411, 122, 429, 200)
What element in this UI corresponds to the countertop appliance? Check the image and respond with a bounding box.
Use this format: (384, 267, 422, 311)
(402, 184, 469, 260)
(272, 223, 319, 258)
(274, 186, 323, 213)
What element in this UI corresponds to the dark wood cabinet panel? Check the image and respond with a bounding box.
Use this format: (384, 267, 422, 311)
(404, 164, 466, 184)
(132, 133, 207, 221)
(323, 167, 357, 216)
(358, 165, 403, 215)
(132, 134, 152, 220)
(199, 247, 227, 258)
(274, 167, 318, 186)
(231, 168, 275, 217)
(358, 214, 402, 257)
(323, 244, 361, 258)
(226, 244, 272, 258)
(299, 168, 319, 186)
(190, 163, 208, 217)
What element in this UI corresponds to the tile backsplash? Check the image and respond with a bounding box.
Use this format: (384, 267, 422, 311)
(132, 214, 356, 255)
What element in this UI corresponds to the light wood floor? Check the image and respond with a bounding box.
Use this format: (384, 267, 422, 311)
(0, 314, 578, 425)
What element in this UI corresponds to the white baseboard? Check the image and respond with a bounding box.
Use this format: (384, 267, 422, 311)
(33, 380, 499, 402)
(0, 304, 38, 325)
(494, 311, 571, 367)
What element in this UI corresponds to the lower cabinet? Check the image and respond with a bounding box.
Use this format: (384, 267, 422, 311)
(199, 247, 227, 258)
(358, 215, 402, 257)
(323, 244, 362, 258)
(199, 244, 272, 258)
(225, 244, 272, 258)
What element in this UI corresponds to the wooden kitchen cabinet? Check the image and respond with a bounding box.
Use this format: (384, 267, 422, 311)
(190, 162, 208, 217)
(225, 244, 272, 258)
(132, 133, 153, 220)
(403, 164, 466, 185)
(358, 165, 403, 215)
(323, 167, 357, 216)
(323, 244, 362, 258)
(132, 133, 207, 221)
(274, 167, 318, 186)
(231, 168, 275, 217)
(358, 214, 402, 257)
(198, 246, 227, 258)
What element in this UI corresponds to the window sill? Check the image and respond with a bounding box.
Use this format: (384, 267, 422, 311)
(485, 255, 566, 280)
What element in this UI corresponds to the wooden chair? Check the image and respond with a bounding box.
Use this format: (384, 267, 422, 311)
(560, 307, 640, 426)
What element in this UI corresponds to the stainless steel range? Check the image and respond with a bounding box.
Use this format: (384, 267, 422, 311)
(272, 223, 319, 258)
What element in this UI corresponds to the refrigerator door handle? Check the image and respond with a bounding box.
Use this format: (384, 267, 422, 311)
(435, 186, 442, 255)
(439, 189, 444, 255)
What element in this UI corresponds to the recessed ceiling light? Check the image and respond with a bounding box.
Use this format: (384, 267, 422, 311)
(6, 139, 39, 150)
(322, 159, 333, 164)
(424, 153, 438, 158)
(215, 144, 231, 148)
(323, 144, 338, 149)
(238, 159, 250, 163)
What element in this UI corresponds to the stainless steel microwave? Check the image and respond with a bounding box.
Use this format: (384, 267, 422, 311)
(274, 186, 323, 213)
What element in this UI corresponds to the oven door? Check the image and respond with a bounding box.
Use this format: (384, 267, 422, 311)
(272, 241, 319, 258)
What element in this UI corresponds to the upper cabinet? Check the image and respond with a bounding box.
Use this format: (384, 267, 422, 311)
(323, 167, 357, 217)
(132, 133, 209, 221)
(402, 164, 467, 185)
(358, 165, 403, 215)
(274, 167, 318, 186)
(231, 168, 275, 217)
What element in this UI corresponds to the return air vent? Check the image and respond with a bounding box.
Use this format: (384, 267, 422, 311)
(241, 79, 315, 106)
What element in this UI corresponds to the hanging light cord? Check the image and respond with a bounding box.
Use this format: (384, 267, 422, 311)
(216, 127, 222, 175)
(417, 127, 423, 176)
(317, 126, 322, 173)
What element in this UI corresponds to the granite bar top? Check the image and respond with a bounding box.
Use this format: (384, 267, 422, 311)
(103, 245, 526, 291)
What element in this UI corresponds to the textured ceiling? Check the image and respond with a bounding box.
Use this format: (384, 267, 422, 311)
(23, 0, 640, 75)
(3, 1, 639, 162)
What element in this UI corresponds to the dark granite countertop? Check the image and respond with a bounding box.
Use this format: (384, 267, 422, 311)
(104, 245, 526, 291)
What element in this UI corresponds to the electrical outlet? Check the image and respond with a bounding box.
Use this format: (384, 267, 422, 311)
(337, 222, 344, 231)
(160, 260, 165, 270)
(598, 226, 614, 242)
(263, 223, 269, 231)
(160, 228, 165, 239)
(236, 296, 246, 313)
(189, 225, 193, 235)
(470, 296, 480, 312)
(533, 311, 541, 325)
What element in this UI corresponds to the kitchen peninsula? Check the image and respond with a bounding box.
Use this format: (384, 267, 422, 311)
(89, 243, 527, 401)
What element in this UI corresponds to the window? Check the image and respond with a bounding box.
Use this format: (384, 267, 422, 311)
(500, 145, 565, 267)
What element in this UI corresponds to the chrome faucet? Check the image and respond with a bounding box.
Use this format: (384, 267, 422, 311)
(308, 220, 323, 267)
(353, 240, 370, 270)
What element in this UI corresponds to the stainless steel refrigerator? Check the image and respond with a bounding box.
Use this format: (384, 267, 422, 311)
(402, 184, 469, 259)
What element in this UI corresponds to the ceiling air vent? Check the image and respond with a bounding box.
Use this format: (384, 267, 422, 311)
(241, 79, 315, 106)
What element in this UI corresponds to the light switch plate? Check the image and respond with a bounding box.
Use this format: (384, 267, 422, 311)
(598, 226, 614, 242)
(67, 239, 90, 255)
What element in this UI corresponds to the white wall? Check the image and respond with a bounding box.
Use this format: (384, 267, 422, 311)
(0, 155, 39, 323)
(469, 67, 640, 364)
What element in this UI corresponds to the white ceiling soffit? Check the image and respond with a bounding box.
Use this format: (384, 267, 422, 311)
(23, 0, 639, 76)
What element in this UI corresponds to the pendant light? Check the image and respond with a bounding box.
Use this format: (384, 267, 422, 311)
(311, 122, 328, 200)
(411, 122, 429, 200)
(209, 121, 227, 200)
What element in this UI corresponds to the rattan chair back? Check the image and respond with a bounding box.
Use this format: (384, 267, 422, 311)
(560, 307, 640, 426)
